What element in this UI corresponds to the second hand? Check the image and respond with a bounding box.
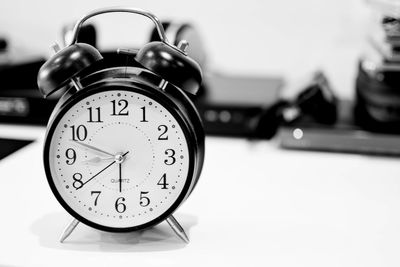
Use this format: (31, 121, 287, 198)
(80, 151, 130, 188)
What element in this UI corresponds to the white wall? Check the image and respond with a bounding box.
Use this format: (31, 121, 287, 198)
(0, 0, 370, 99)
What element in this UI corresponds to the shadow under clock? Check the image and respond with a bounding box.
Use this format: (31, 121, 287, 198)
(31, 212, 198, 252)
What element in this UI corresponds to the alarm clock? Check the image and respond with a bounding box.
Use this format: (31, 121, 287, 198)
(37, 7, 204, 243)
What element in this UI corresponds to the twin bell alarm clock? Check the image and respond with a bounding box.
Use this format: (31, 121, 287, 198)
(37, 7, 205, 243)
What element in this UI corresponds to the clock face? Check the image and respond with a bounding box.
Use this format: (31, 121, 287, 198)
(45, 87, 192, 231)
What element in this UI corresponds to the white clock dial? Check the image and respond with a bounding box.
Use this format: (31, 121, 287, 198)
(47, 89, 191, 229)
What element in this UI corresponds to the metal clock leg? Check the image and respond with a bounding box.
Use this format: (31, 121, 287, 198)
(166, 215, 189, 244)
(58, 216, 189, 244)
(59, 218, 80, 243)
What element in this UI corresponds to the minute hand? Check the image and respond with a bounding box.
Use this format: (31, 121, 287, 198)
(81, 151, 129, 188)
(72, 140, 114, 157)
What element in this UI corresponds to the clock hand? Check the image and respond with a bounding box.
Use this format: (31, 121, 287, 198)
(115, 151, 130, 193)
(71, 140, 114, 157)
(80, 151, 129, 188)
(119, 163, 122, 193)
(82, 156, 114, 164)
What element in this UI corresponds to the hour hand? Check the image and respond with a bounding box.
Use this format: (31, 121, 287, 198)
(71, 140, 114, 157)
(82, 156, 114, 164)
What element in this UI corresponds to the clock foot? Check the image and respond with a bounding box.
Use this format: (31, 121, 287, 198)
(59, 218, 80, 243)
(166, 215, 189, 244)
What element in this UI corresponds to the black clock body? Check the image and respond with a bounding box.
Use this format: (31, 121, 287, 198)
(42, 52, 205, 232)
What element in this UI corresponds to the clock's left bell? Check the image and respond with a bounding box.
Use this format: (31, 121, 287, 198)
(37, 43, 103, 98)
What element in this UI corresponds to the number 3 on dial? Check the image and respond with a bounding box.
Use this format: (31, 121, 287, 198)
(164, 149, 176, 165)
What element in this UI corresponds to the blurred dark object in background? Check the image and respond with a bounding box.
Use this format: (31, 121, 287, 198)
(0, 58, 58, 124)
(279, 4, 400, 156)
(194, 74, 283, 137)
(252, 72, 337, 139)
(0, 38, 7, 51)
(0, 38, 9, 65)
(278, 100, 400, 156)
(356, 14, 400, 133)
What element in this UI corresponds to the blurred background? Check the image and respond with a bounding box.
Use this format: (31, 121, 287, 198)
(1, 0, 399, 154)
(0, 0, 368, 99)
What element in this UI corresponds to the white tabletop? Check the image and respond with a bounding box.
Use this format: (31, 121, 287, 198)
(0, 125, 400, 267)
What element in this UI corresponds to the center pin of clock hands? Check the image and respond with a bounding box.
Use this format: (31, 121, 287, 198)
(79, 151, 130, 188)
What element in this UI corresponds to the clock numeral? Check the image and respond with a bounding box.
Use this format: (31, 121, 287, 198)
(87, 107, 103, 123)
(111, 99, 129, 116)
(140, 106, 148, 122)
(65, 148, 76, 165)
(164, 149, 176, 165)
(91, 191, 101, 206)
(72, 173, 83, 190)
(158, 125, 168, 140)
(157, 173, 169, 189)
(70, 125, 87, 141)
(115, 197, 126, 213)
(140, 191, 150, 207)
